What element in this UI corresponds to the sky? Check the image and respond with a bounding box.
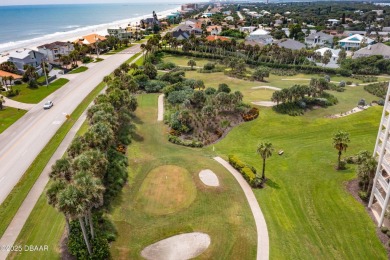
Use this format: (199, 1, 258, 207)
(0, 0, 207, 6)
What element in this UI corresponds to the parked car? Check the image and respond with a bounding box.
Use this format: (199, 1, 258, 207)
(43, 101, 53, 109)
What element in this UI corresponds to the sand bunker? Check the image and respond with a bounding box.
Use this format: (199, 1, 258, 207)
(141, 232, 211, 260)
(199, 169, 219, 187)
(251, 86, 281, 91)
(251, 101, 278, 107)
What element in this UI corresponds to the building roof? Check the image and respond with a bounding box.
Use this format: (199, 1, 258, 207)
(276, 39, 305, 50)
(37, 41, 72, 50)
(305, 31, 334, 40)
(74, 34, 106, 45)
(206, 35, 230, 42)
(172, 29, 190, 39)
(338, 34, 374, 44)
(315, 47, 340, 58)
(353, 43, 390, 57)
(8, 49, 35, 60)
(0, 70, 22, 79)
(206, 26, 222, 32)
(250, 29, 270, 36)
(244, 40, 265, 47)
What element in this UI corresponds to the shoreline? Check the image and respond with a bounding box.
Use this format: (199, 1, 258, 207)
(0, 5, 180, 63)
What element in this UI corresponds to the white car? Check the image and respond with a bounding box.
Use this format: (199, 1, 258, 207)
(43, 101, 54, 109)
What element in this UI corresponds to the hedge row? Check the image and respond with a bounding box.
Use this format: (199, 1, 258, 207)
(168, 135, 203, 148)
(228, 155, 257, 187)
(159, 50, 352, 76)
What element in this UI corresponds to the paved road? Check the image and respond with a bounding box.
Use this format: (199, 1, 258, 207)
(0, 45, 141, 205)
(214, 157, 269, 260)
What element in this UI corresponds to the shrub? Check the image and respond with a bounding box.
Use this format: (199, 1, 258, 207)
(203, 63, 216, 70)
(145, 80, 166, 93)
(82, 56, 92, 63)
(273, 102, 304, 116)
(205, 87, 216, 95)
(6, 88, 20, 97)
(156, 62, 177, 70)
(364, 82, 388, 99)
(358, 190, 369, 202)
(378, 99, 385, 106)
(217, 83, 231, 93)
(381, 226, 389, 234)
(242, 107, 259, 121)
(387, 230, 390, 238)
(228, 155, 257, 187)
(167, 135, 203, 147)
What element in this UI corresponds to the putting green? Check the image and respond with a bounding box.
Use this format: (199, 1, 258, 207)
(136, 165, 197, 215)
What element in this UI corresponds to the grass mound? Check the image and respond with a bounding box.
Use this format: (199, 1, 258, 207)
(136, 165, 196, 215)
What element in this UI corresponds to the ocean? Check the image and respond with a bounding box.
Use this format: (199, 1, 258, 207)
(0, 3, 180, 53)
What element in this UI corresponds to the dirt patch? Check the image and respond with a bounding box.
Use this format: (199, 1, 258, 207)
(60, 231, 76, 260)
(346, 179, 390, 257)
(251, 86, 281, 91)
(141, 232, 210, 260)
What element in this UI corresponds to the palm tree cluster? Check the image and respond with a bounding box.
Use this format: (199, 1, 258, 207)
(46, 63, 138, 258)
(0, 61, 18, 74)
(165, 80, 247, 145)
(0, 75, 15, 87)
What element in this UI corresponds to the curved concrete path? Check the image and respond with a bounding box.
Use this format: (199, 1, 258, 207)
(214, 157, 269, 260)
(3, 97, 35, 110)
(157, 94, 164, 121)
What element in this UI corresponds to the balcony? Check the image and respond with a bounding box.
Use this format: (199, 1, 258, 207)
(374, 188, 385, 209)
(378, 172, 389, 191)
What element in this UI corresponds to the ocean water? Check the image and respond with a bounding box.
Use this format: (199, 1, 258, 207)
(0, 3, 180, 53)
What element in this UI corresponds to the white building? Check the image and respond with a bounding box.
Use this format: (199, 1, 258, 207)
(338, 34, 374, 50)
(246, 29, 273, 45)
(240, 26, 258, 33)
(313, 47, 340, 68)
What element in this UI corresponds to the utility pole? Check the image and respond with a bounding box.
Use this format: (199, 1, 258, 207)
(42, 58, 49, 87)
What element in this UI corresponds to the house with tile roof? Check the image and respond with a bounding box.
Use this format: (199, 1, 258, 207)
(74, 34, 106, 46)
(0, 70, 22, 86)
(37, 41, 74, 65)
(205, 35, 230, 42)
(353, 43, 390, 59)
(338, 34, 374, 50)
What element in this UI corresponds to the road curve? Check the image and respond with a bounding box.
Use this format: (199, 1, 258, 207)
(0, 45, 141, 205)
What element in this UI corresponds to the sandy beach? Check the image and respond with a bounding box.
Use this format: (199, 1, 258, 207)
(0, 6, 179, 63)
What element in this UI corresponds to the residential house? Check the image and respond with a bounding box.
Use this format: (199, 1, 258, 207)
(240, 26, 258, 33)
(353, 43, 390, 59)
(74, 34, 106, 47)
(224, 16, 234, 22)
(202, 12, 214, 18)
(305, 31, 334, 48)
(338, 34, 374, 50)
(0, 70, 22, 85)
(246, 29, 273, 45)
(37, 41, 74, 65)
(172, 29, 190, 40)
(222, 10, 231, 16)
(181, 19, 202, 29)
(372, 10, 384, 16)
(313, 47, 340, 68)
(244, 40, 265, 48)
(7, 49, 45, 73)
(326, 19, 340, 27)
(205, 35, 230, 42)
(140, 17, 160, 29)
(107, 28, 132, 40)
(207, 26, 222, 35)
(275, 39, 305, 50)
(173, 24, 202, 36)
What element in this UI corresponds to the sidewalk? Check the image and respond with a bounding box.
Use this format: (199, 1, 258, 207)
(3, 97, 35, 110)
(214, 156, 269, 260)
(157, 94, 164, 121)
(0, 111, 87, 260)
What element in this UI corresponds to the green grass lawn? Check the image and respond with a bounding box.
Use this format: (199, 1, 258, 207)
(208, 106, 387, 259)
(0, 107, 26, 134)
(163, 54, 217, 67)
(68, 66, 88, 74)
(105, 45, 132, 55)
(8, 78, 69, 104)
(109, 94, 257, 259)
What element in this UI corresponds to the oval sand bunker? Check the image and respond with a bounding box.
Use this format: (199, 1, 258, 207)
(141, 232, 211, 260)
(199, 169, 220, 187)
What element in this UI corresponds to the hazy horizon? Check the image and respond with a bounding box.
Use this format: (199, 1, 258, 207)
(0, 0, 207, 7)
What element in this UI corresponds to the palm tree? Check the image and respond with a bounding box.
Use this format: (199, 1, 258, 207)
(187, 59, 196, 70)
(257, 142, 274, 181)
(332, 130, 350, 170)
(46, 180, 71, 234)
